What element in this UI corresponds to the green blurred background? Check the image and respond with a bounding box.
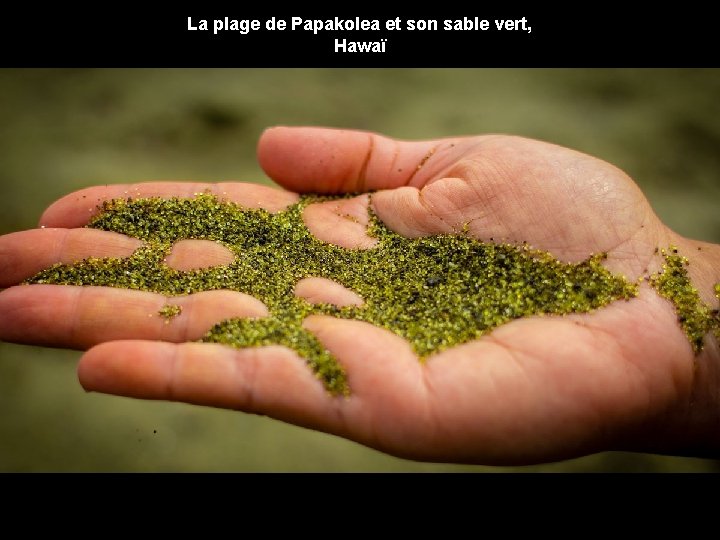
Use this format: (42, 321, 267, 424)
(1, 69, 719, 472)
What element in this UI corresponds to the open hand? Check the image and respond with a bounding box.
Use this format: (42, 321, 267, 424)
(1, 127, 718, 464)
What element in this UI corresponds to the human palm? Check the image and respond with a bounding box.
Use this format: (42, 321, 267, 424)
(1, 127, 718, 464)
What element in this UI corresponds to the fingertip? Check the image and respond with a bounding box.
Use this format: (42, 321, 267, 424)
(256, 125, 285, 157)
(258, 126, 349, 192)
(77, 341, 123, 393)
(77, 345, 99, 391)
(256, 127, 282, 182)
(256, 126, 380, 193)
(39, 186, 112, 229)
(78, 340, 178, 399)
(38, 192, 75, 228)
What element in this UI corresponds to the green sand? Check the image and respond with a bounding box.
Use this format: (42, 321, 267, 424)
(649, 249, 720, 351)
(24, 194, 720, 393)
(158, 304, 182, 322)
(24, 193, 652, 394)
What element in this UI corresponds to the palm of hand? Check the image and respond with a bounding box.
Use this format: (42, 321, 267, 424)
(0, 129, 697, 463)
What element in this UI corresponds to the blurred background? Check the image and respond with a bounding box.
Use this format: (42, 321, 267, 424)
(1, 68, 719, 472)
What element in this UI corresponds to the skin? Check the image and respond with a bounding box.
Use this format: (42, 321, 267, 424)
(0, 127, 718, 465)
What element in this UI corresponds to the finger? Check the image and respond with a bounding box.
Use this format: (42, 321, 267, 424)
(78, 341, 339, 432)
(257, 126, 479, 193)
(294, 277, 364, 307)
(0, 228, 142, 287)
(40, 182, 300, 229)
(0, 286, 267, 348)
(78, 324, 427, 450)
(164, 239, 236, 271)
(302, 194, 377, 249)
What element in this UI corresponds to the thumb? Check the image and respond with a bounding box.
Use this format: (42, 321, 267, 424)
(257, 126, 459, 193)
